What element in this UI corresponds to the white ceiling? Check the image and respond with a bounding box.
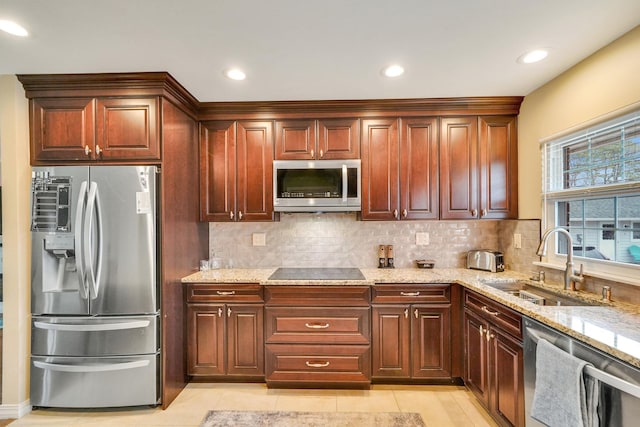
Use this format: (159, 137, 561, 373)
(1, 0, 639, 102)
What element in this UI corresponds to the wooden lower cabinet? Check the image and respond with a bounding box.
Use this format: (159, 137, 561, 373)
(371, 284, 453, 380)
(264, 286, 371, 387)
(464, 290, 524, 427)
(186, 284, 264, 379)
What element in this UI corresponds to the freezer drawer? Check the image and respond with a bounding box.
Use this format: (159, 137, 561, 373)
(31, 315, 159, 357)
(30, 354, 159, 408)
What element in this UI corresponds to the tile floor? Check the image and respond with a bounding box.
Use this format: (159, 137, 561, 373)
(6, 383, 498, 427)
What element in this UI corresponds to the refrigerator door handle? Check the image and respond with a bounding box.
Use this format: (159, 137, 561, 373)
(74, 180, 89, 300)
(84, 181, 104, 300)
(34, 319, 151, 332)
(34, 359, 150, 373)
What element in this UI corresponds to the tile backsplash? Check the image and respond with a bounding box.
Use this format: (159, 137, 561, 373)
(209, 214, 540, 270)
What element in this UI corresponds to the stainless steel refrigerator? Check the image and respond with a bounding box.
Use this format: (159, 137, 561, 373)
(30, 165, 160, 408)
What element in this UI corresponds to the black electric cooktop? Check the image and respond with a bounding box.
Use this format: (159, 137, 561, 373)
(268, 267, 365, 281)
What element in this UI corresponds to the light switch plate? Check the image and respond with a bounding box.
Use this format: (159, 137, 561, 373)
(252, 232, 266, 246)
(513, 233, 522, 249)
(416, 232, 430, 245)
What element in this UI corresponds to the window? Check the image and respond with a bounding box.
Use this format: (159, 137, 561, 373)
(542, 107, 640, 275)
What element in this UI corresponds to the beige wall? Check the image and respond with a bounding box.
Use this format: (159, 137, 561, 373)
(0, 75, 31, 416)
(518, 25, 640, 219)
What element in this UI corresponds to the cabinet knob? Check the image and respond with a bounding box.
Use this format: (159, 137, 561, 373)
(481, 208, 487, 217)
(404, 309, 408, 318)
(95, 144, 102, 156)
(319, 149, 324, 158)
(479, 325, 485, 337)
(218, 308, 223, 317)
(229, 211, 234, 220)
(84, 145, 91, 156)
(414, 309, 418, 319)
(227, 307, 232, 317)
(393, 209, 398, 219)
(311, 149, 315, 158)
(402, 209, 407, 218)
(471, 209, 478, 217)
(238, 211, 243, 220)
(487, 332, 495, 342)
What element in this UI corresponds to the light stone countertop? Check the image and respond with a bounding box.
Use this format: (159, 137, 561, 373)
(182, 267, 640, 369)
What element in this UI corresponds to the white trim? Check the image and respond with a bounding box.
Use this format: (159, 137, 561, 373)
(534, 260, 640, 287)
(539, 100, 640, 145)
(0, 400, 32, 419)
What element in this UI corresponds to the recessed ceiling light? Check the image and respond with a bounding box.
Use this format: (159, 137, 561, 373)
(224, 68, 246, 81)
(382, 64, 405, 78)
(517, 49, 549, 64)
(0, 19, 28, 37)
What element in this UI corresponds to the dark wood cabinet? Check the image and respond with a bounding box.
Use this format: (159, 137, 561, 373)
(200, 120, 275, 222)
(274, 118, 359, 160)
(186, 284, 265, 379)
(463, 290, 524, 427)
(29, 96, 159, 162)
(371, 284, 452, 380)
(361, 118, 438, 220)
(440, 116, 517, 219)
(264, 286, 371, 387)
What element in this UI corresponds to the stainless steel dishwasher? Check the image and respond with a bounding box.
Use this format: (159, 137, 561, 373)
(524, 317, 640, 427)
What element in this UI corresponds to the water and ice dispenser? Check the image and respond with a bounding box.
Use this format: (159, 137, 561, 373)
(31, 172, 78, 292)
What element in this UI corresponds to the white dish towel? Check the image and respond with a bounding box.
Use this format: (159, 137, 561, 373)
(531, 338, 600, 427)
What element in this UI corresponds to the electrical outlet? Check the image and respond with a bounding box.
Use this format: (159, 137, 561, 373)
(252, 232, 266, 246)
(513, 233, 522, 249)
(416, 232, 430, 245)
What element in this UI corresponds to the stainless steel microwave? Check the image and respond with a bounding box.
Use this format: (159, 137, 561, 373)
(273, 159, 361, 212)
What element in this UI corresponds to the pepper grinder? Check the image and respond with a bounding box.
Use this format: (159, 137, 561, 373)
(386, 245, 395, 268)
(378, 245, 387, 268)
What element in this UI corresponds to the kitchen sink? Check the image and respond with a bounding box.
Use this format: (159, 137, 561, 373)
(482, 281, 602, 307)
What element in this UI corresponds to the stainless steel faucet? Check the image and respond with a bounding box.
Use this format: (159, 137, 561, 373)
(536, 227, 585, 291)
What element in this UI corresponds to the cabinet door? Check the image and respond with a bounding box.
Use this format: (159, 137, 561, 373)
(440, 117, 478, 219)
(479, 116, 518, 219)
(95, 97, 159, 160)
(226, 304, 265, 377)
(371, 305, 410, 378)
(464, 308, 489, 405)
(187, 304, 225, 376)
(200, 121, 237, 222)
(318, 118, 360, 159)
(30, 98, 95, 162)
(236, 120, 274, 221)
(361, 118, 399, 220)
(400, 118, 439, 220)
(411, 305, 451, 378)
(490, 327, 524, 427)
(274, 119, 316, 160)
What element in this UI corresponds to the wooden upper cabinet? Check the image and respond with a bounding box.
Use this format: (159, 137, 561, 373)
(400, 118, 439, 220)
(200, 121, 237, 222)
(440, 115, 517, 219)
(440, 117, 479, 219)
(201, 120, 275, 222)
(30, 96, 159, 162)
(479, 116, 518, 219)
(95, 98, 159, 160)
(361, 118, 400, 220)
(274, 118, 359, 160)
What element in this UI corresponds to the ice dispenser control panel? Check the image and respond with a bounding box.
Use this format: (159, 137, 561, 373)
(31, 173, 72, 232)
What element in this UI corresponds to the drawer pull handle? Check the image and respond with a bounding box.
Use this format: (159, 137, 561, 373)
(305, 323, 330, 329)
(216, 291, 235, 296)
(306, 361, 330, 368)
(481, 306, 500, 317)
(400, 291, 420, 296)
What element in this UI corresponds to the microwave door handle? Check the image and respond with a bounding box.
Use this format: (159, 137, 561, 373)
(74, 180, 89, 300)
(342, 165, 348, 203)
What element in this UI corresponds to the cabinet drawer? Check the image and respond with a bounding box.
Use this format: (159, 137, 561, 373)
(265, 344, 370, 385)
(186, 283, 263, 303)
(265, 307, 370, 344)
(464, 290, 522, 340)
(265, 286, 370, 306)
(372, 284, 450, 303)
